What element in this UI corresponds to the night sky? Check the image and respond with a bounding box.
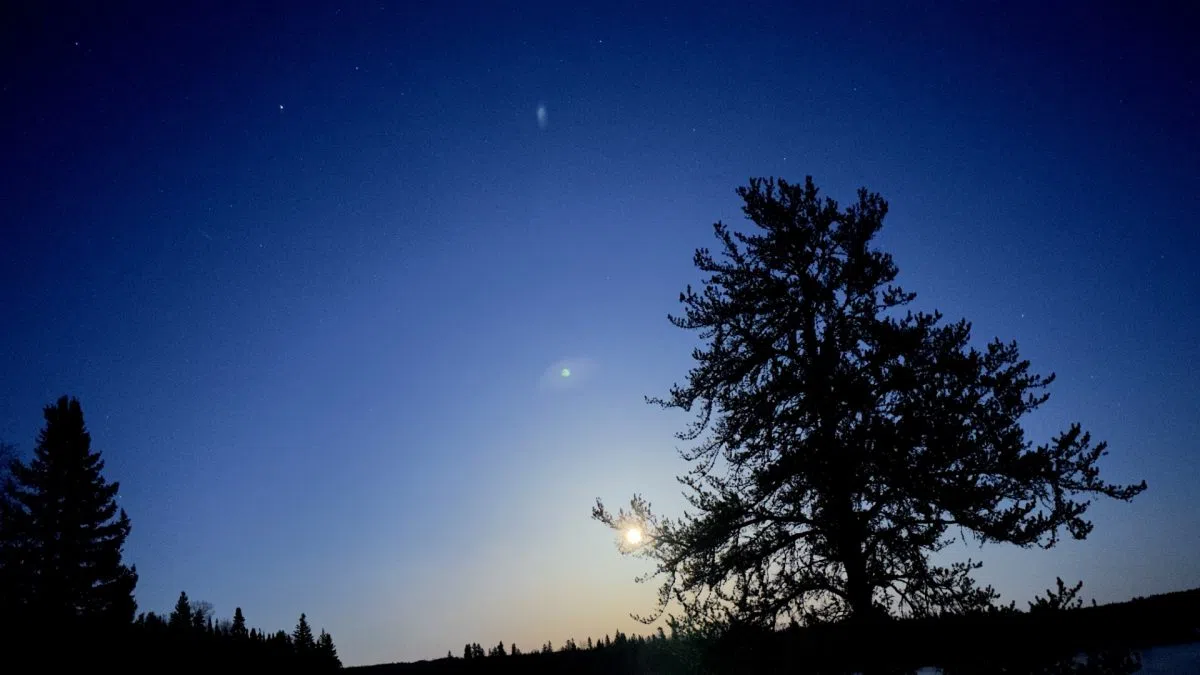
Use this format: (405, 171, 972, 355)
(2, 1, 1198, 666)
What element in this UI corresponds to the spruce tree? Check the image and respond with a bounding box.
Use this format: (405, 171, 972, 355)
(170, 591, 193, 630)
(317, 629, 341, 669)
(293, 612, 315, 652)
(0, 397, 138, 627)
(232, 607, 247, 637)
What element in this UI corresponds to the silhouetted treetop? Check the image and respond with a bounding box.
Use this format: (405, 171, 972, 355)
(594, 176, 1146, 630)
(294, 612, 316, 652)
(170, 591, 193, 629)
(232, 606, 247, 637)
(318, 629, 342, 669)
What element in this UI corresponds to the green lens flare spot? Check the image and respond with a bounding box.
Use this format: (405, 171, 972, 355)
(561, 368, 571, 378)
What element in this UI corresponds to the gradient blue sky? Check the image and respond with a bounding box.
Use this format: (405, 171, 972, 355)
(1, 0, 1197, 666)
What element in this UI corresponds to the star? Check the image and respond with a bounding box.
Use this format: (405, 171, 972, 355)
(279, 104, 284, 111)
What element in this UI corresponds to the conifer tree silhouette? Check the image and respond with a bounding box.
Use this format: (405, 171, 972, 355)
(1, 397, 138, 631)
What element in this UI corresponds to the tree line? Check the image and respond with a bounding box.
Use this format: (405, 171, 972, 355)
(0, 396, 341, 671)
(127, 590, 340, 670)
(358, 625, 700, 674)
(455, 627, 663, 660)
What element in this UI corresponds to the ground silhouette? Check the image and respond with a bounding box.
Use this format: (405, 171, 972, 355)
(349, 587, 1199, 673)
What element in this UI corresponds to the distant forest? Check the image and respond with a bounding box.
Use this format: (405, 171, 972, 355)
(127, 590, 341, 670)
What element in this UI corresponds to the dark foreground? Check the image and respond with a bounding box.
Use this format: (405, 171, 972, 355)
(350, 588, 1200, 674)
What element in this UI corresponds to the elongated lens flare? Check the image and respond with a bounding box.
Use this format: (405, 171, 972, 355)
(538, 357, 597, 392)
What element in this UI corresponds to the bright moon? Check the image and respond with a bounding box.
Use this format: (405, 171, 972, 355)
(624, 527, 643, 545)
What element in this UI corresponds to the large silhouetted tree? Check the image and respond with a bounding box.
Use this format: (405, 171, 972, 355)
(0, 441, 23, 623)
(0, 397, 138, 628)
(0, 441, 15, 499)
(594, 177, 1146, 631)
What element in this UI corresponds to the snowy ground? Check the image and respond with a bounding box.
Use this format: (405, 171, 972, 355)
(905, 641, 1200, 674)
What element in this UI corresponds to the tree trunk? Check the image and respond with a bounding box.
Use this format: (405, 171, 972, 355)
(834, 469, 873, 620)
(845, 549, 874, 620)
(839, 494, 887, 673)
